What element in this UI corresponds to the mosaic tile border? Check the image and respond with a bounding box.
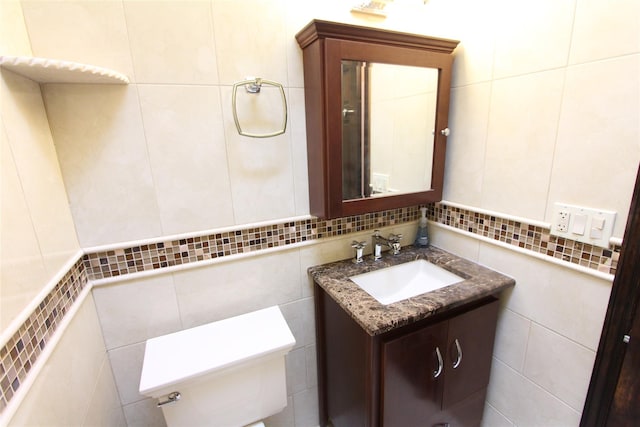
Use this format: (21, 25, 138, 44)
(428, 203, 621, 276)
(0, 258, 88, 413)
(0, 202, 621, 416)
(83, 207, 420, 280)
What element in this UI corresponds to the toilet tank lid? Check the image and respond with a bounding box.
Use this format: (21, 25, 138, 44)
(139, 306, 296, 396)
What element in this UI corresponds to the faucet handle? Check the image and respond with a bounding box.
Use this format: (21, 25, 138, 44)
(388, 233, 402, 255)
(351, 240, 367, 249)
(351, 240, 367, 264)
(388, 233, 403, 242)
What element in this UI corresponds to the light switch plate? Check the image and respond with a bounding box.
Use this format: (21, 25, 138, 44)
(550, 203, 616, 248)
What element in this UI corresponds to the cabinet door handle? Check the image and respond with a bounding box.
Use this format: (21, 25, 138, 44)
(453, 338, 463, 369)
(433, 346, 443, 378)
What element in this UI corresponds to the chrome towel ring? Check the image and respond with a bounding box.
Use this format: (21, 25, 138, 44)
(231, 77, 287, 138)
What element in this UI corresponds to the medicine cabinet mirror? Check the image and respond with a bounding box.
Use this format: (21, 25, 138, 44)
(296, 20, 459, 219)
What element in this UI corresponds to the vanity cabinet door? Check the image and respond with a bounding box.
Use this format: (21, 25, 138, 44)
(382, 321, 448, 426)
(443, 299, 499, 409)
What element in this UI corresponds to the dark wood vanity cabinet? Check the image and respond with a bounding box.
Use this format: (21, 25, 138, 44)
(295, 21, 459, 219)
(316, 285, 500, 427)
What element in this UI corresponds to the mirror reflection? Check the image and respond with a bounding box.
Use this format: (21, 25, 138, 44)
(341, 61, 439, 201)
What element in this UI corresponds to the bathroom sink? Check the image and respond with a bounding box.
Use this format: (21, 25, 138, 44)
(349, 259, 464, 305)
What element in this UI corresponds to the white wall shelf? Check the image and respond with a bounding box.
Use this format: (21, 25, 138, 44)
(0, 55, 129, 84)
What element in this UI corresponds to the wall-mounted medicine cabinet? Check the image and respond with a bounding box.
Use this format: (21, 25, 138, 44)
(295, 20, 459, 219)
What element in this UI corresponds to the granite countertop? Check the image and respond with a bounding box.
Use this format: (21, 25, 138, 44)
(308, 245, 515, 336)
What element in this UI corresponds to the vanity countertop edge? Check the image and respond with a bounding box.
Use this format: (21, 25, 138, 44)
(308, 245, 515, 336)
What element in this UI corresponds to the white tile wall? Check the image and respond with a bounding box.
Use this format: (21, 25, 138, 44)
(0, 123, 50, 329)
(6, 0, 639, 426)
(123, 0, 218, 84)
(491, 0, 575, 79)
(487, 358, 581, 427)
(523, 323, 595, 411)
(92, 275, 182, 349)
(548, 55, 640, 237)
(212, 0, 289, 86)
(137, 84, 235, 234)
(444, 83, 491, 207)
(1, 72, 79, 271)
(8, 296, 124, 426)
(479, 243, 611, 351)
(42, 84, 163, 247)
(0, 0, 32, 56)
(481, 69, 565, 219)
(569, 0, 640, 65)
(20, 0, 134, 78)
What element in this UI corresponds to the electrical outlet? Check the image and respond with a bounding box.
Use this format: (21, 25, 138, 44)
(556, 209, 570, 232)
(550, 203, 616, 248)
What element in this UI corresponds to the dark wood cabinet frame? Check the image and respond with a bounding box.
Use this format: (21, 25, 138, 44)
(581, 165, 640, 426)
(295, 20, 459, 219)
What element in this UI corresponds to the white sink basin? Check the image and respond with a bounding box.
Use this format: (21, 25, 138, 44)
(349, 259, 464, 305)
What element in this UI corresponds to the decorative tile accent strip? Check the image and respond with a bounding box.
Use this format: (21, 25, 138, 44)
(0, 257, 87, 414)
(428, 203, 621, 276)
(0, 203, 621, 416)
(84, 207, 420, 280)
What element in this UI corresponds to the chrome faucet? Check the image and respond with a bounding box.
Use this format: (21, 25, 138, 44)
(372, 230, 403, 260)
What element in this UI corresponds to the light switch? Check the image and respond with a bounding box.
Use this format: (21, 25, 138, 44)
(572, 214, 587, 235)
(592, 216, 605, 230)
(591, 216, 606, 239)
(590, 226, 603, 239)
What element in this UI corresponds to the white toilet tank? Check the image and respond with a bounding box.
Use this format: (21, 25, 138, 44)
(139, 306, 296, 427)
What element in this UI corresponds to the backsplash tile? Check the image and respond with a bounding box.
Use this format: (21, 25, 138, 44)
(428, 204, 620, 275)
(84, 207, 420, 280)
(0, 202, 620, 416)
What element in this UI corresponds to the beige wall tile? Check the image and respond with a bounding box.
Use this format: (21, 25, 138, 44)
(220, 86, 297, 224)
(482, 70, 564, 220)
(481, 403, 514, 427)
(173, 250, 303, 329)
(570, 0, 640, 64)
(123, 0, 217, 84)
(108, 342, 147, 406)
(492, 0, 575, 79)
(43, 84, 163, 246)
(82, 358, 127, 427)
(123, 398, 167, 427)
(286, 347, 308, 395)
(444, 83, 491, 206)
(21, 0, 134, 79)
(8, 296, 110, 426)
(280, 297, 315, 352)
(292, 386, 319, 427)
(478, 243, 611, 351)
(0, 124, 49, 329)
(487, 358, 581, 426)
(138, 84, 234, 234)
(92, 275, 182, 349)
(1, 71, 79, 269)
(547, 55, 640, 238)
(428, 225, 481, 261)
(523, 323, 596, 411)
(212, 0, 288, 86)
(288, 88, 310, 216)
(0, 0, 32, 56)
(493, 308, 530, 372)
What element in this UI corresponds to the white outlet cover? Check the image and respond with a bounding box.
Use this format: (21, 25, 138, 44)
(550, 203, 616, 248)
